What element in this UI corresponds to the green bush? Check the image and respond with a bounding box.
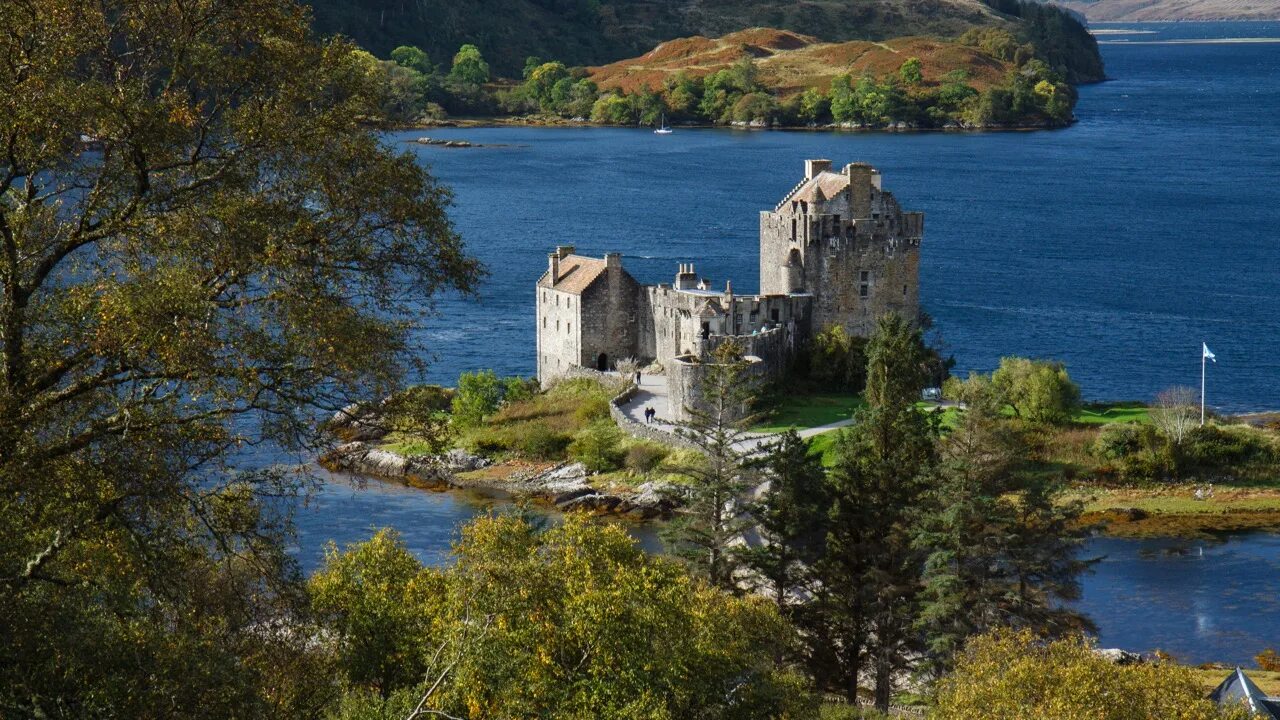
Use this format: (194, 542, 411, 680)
(452, 370, 501, 428)
(1183, 425, 1279, 473)
(991, 356, 1080, 425)
(568, 420, 625, 472)
(573, 394, 611, 424)
(624, 442, 670, 474)
(501, 376, 540, 405)
(517, 424, 572, 460)
(1093, 423, 1150, 460)
(460, 427, 512, 456)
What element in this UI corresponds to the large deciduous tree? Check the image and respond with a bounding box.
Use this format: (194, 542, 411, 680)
(315, 515, 813, 719)
(0, 0, 480, 715)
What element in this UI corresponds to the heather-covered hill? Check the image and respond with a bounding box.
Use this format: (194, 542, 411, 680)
(303, 0, 1103, 82)
(589, 29, 1016, 98)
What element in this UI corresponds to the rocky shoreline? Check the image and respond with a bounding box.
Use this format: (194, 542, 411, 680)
(403, 115, 1072, 133)
(320, 441, 677, 519)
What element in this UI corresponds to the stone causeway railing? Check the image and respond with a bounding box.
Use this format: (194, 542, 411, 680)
(609, 381, 699, 451)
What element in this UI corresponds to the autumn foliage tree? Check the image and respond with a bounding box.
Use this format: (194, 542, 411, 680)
(935, 630, 1250, 720)
(0, 0, 480, 714)
(315, 515, 814, 719)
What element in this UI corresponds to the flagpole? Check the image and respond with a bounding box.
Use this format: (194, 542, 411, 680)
(1200, 345, 1206, 426)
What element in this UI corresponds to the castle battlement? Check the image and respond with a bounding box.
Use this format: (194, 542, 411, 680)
(535, 159, 923, 419)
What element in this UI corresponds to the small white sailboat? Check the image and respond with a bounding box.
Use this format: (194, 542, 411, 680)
(654, 114, 673, 135)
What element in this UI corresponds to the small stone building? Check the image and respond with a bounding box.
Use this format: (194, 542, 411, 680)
(535, 159, 924, 420)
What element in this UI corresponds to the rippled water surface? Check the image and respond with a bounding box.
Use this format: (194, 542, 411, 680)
(292, 22, 1280, 665)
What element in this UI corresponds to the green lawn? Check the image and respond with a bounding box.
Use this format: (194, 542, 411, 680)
(1072, 402, 1150, 425)
(754, 392, 866, 433)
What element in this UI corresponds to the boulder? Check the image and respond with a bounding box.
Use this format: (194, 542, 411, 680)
(327, 403, 389, 441)
(1096, 648, 1145, 665)
(440, 449, 490, 472)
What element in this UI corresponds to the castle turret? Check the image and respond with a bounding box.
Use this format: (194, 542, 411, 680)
(844, 162, 876, 218)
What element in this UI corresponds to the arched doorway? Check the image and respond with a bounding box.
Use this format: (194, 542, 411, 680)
(596, 353, 608, 371)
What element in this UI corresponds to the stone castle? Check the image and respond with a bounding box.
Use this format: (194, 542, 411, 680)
(535, 159, 924, 419)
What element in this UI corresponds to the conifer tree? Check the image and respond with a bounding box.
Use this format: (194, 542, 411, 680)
(742, 430, 828, 608)
(817, 313, 936, 710)
(916, 384, 1095, 677)
(663, 340, 760, 591)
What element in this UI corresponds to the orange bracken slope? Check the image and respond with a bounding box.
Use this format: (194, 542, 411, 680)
(588, 28, 1015, 97)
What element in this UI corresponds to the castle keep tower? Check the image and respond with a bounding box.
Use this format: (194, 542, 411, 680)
(759, 160, 923, 337)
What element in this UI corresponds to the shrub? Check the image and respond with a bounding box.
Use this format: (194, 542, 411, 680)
(1094, 423, 1149, 460)
(991, 356, 1080, 425)
(452, 370, 501, 428)
(935, 630, 1250, 720)
(501, 376, 540, 405)
(573, 394, 611, 424)
(1257, 648, 1280, 672)
(517, 424, 572, 460)
(1184, 424, 1278, 470)
(624, 442, 670, 474)
(568, 420, 625, 472)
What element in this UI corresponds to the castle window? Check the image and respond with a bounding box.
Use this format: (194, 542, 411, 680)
(791, 218, 796, 241)
(556, 320, 560, 331)
(903, 284, 908, 297)
(771, 309, 780, 322)
(860, 284, 869, 299)
(555, 295, 559, 307)
(829, 238, 839, 249)
(542, 317, 547, 328)
(860, 270, 870, 282)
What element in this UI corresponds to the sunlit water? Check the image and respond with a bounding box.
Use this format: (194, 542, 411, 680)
(290, 22, 1280, 665)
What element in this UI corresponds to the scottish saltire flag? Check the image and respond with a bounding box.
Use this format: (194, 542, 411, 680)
(1203, 343, 1216, 362)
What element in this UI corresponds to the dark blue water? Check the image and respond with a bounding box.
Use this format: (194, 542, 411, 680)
(292, 23, 1280, 665)
(402, 21, 1280, 413)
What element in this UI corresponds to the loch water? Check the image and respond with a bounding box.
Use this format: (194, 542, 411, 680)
(293, 23, 1280, 665)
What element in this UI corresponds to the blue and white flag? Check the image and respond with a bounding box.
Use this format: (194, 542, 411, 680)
(1203, 343, 1216, 363)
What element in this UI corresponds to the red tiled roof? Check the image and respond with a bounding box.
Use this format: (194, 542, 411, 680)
(538, 255, 608, 295)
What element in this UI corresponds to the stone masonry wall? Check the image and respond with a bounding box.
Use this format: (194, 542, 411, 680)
(536, 286, 582, 384)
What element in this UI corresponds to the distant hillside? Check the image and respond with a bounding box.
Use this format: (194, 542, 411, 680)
(590, 29, 1016, 97)
(1060, 0, 1280, 20)
(303, 0, 1102, 82)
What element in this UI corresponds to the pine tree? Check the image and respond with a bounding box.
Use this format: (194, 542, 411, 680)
(742, 430, 828, 607)
(915, 388, 1095, 677)
(815, 313, 936, 710)
(663, 340, 761, 591)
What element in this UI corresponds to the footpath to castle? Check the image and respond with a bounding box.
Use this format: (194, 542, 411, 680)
(619, 372, 854, 454)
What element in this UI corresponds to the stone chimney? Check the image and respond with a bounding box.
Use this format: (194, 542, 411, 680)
(805, 159, 832, 180)
(675, 263, 698, 290)
(548, 252, 560, 284)
(605, 252, 621, 270)
(556, 245, 575, 259)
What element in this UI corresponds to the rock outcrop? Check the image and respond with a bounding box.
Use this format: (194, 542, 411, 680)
(320, 449, 675, 518)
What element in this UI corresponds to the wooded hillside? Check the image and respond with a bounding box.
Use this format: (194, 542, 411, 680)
(303, 0, 1104, 82)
